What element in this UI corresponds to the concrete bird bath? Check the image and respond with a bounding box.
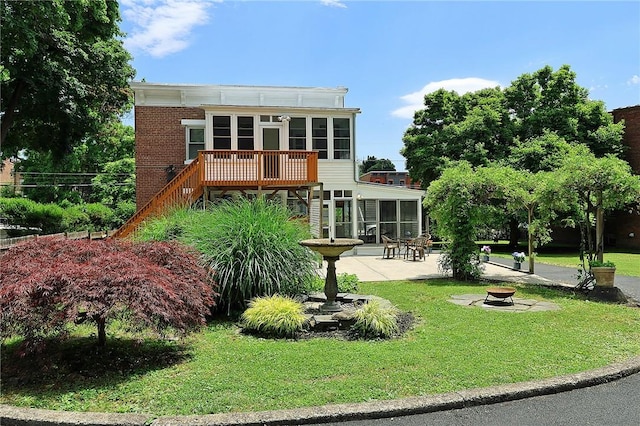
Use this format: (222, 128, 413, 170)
(300, 238, 364, 312)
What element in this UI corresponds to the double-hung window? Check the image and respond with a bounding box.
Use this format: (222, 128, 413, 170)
(237, 116, 254, 150)
(333, 118, 351, 159)
(187, 128, 205, 160)
(212, 115, 231, 150)
(289, 117, 306, 150)
(312, 118, 328, 159)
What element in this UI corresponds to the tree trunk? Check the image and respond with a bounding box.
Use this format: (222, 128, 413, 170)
(0, 79, 27, 145)
(595, 191, 604, 263)
(527, 206, 535, 274)
(508, 218, 519, 248)
(95, 316, 107, 347)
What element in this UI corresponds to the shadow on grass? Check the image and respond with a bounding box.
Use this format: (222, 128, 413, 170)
(1, 336, 191, 396)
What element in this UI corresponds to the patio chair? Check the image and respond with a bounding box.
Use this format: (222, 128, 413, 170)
(381, 235, 399, 259)
(406, 236, 427, 261)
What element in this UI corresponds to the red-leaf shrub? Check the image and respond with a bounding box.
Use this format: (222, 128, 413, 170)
(0, 238, 217, 349)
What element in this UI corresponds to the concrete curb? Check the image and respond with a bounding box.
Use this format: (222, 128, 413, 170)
(3, 355, 640, 426)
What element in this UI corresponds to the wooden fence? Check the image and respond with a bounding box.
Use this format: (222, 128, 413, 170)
(0, 230, 115, 252)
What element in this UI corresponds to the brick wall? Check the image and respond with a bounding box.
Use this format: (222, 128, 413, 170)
(610, 105, 640, 249)
(135, 106, 205, 207)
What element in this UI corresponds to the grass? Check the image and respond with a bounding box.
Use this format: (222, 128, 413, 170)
(2, 280, 640, 417)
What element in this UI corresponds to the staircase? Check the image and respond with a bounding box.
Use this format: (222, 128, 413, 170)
(111, 157, 203, 239)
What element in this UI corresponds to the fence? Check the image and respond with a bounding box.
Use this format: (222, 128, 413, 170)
(0, 230, 115, 252)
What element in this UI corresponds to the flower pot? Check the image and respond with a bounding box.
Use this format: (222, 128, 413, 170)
(513, 262, 521, 270)
(592, 266, 616, 287)
(482, 254, 490, 262)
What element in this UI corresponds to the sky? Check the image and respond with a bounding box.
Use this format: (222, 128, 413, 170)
(118, 0, 640, 171)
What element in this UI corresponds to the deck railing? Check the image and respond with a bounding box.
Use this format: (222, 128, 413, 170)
(200, 150, 318, 187)
(111, 157, 203, 239)
(112, 150, 318, 239)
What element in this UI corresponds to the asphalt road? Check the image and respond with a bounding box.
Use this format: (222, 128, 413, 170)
(312, 372, 640, 426)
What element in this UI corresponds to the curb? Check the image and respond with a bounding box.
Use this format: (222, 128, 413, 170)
(3, 355, 640, 426)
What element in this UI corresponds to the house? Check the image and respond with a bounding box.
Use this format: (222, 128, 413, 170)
(117, 82, 425, 245)
(360, 170, 421, 189)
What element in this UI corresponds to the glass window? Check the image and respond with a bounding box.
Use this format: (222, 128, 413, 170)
(357, 199, 377, 244)
(333, 118, 351, 159)
(312, 118, 328, 159)
(289, 117, 306, 150)
(212, 115, 231, 150)
(187, 128, 204, 160)
(237, 116, 254, 150)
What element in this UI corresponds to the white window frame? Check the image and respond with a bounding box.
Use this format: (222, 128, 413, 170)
(181, 119, 206, 163)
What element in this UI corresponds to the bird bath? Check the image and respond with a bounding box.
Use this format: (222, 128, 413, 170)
(300, 238, 364, 312)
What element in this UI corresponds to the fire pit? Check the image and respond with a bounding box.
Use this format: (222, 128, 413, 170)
(485, 286, 516, 305)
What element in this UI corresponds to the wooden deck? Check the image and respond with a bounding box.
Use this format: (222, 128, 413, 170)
(112, 150, 319, 239)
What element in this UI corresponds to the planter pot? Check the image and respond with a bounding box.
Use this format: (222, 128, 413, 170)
(482, 254, 490, 262)
(592, 266, 616, 287)
(513, 261, 521, 270)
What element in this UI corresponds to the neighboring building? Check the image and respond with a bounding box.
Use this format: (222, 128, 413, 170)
(360, 170, 421, 189)
(609, 105, 640, 250)
(124, 82, 425, 245)
(0, 158, 20, 195)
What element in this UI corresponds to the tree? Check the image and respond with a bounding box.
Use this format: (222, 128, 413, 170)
(0, 0, 135, 158)
(359, 156, 396, 175)
(424, 162, 489, 280)
(401, 86, 512, 185)
(0, 238, 217, 349)
(91, 158, 136, 208)
(403, 65, 625, 247)
(546, 148, 640, 264)
(17, 121, 135, 204)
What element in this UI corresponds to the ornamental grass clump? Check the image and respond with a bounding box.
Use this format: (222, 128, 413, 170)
(351, 300, 399, 339)
(241, 295, 306, 338)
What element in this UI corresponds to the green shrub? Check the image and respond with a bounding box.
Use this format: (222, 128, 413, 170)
(113, 201, 136, 229)
(180, 197, 316, 314)
(590, 260, 616, 268)
(351, 300, 399, 339)
(0, 197, 37, 227)
(82, 203, 115, 230)
(241, 295, 306, 338)
(62, 205, 91, 231)
(33, 203, 66, 234)
(311, 273, 360, 294)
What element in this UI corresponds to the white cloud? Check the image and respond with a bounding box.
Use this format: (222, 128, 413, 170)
(321, 0, 347, 8)
(391, 77, 501, 119)
(628, 75, 640, 85)
(121, 0, 215, 58)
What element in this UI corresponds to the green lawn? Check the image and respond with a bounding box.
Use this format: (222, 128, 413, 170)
(489, 250, 640, 277)
(2, 280, 640, 417)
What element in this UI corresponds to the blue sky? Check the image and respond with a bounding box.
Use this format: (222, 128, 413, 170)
(119, 0, 640, 171)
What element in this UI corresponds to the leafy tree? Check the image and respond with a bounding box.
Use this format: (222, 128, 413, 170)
(424, 162, 488, 280)
(0, 0, 135, 157)
(359, 156, 396, 175)
(402, 86, 511, 185)
(403, 65, 625, 247)
(545, 148, 640, 265)
(91, 158, 136, 208)
(17, 121, 135, 205)
(0, 238, 217, 349)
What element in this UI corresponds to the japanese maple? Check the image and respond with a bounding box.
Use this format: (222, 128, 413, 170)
(0, 237, 216, 349)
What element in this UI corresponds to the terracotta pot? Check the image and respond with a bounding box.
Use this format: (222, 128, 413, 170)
(592, 266, 616, 287)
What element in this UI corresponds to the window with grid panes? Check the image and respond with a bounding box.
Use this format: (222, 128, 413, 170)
(187, 128, 204, 160)
(212, 116, 231, 149)
(333, 118, 351, 159)
(237, 116, 254, 150)
(312, 118, 328, 159)
(289, 117, 306, 150)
